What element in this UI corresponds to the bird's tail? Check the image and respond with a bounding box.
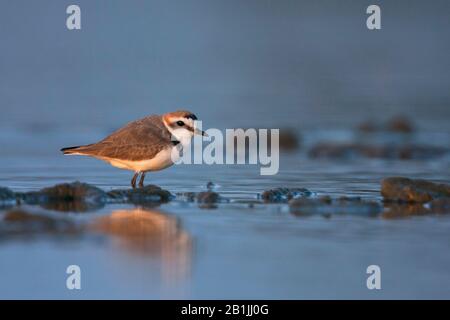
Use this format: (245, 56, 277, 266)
(60, 145, 91, 155)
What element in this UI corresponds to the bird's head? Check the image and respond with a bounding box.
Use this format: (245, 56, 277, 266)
(162, 110, 207, 143)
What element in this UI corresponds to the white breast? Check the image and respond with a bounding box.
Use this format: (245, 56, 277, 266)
(105, 147, 177, 172)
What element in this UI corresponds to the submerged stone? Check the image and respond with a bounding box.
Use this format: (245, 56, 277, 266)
(197, 191, 220, 204)
(381, 177, 450, 203)
(318, 195, 333, 204)
(107, 185, 173, 203)
(261, 187, 312, 203)
(289, 198, 381, 217)
(176, 190, 224, 208)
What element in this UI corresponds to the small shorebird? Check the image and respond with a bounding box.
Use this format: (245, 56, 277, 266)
(61, 110, 206, 188)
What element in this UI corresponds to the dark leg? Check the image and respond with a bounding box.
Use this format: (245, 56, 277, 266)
(138, 172, 146, 188)
(131, 172, 139, 189)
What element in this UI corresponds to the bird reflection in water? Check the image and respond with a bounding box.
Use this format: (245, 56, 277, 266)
(90, 208, 192, 284)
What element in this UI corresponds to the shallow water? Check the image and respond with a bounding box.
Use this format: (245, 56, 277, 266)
(1, 0, 450, 299)
(1, 126, 450, 299)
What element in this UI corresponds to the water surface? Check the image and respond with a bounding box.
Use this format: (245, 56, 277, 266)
(1, 0, 450, 299)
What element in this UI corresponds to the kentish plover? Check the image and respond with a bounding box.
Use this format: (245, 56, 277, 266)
(61, 110, 207, 188)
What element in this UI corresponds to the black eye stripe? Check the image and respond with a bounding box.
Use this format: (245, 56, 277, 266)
(185, 114, 197, 120)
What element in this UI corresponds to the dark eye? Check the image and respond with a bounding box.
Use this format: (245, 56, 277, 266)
(176, 121, 185, 126)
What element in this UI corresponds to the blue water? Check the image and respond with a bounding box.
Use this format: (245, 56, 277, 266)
(1, 0, 450, 299)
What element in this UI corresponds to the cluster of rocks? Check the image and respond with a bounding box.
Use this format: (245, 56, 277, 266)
(0, 182, 174, 212)
(210, 116, 446, 160)
(259, 177, 450, 218)
(0, 180, 230, 213)
(308, 116, 449, 160)
(1, 176, 449, 219)
(259, 187, 382, 217)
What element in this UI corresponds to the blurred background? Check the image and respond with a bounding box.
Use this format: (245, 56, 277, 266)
(1, 0, 449, 135)
(0, 0, 450, 299)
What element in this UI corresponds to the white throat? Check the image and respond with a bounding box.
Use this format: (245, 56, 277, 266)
(163, 118, 193, 147)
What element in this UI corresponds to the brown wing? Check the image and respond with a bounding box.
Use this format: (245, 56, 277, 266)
(75, 115, 173, 161)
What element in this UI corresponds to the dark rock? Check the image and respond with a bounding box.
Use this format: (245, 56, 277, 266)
(386, 115, 414, 133)
(0, 187, 16, 208)
(260, 187, 313, 203)
(197, 191, 220, 204)
(107, 185, 174, 203)
(16, 182, 107, 212)
(176, 191, 224, 206)
(381, 177, 450, 203)
(0, 187, 15, 201)
(278, 129, 301, 151)
(41, 181, 105, 201)
(19, 182, 106, 203)
(318, 195, 333, 204)
(289, 198, 381, 217)
(3, 182, 174, 212)
(40, 201, 105, 213)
